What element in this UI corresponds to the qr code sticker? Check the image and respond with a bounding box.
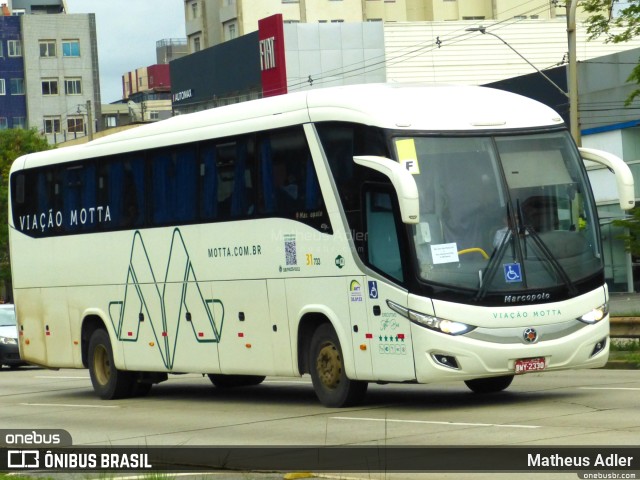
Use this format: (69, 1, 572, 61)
(284, 235, 297, 266)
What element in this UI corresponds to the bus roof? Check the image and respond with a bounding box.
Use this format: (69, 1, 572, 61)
(13, 83, 565, 171)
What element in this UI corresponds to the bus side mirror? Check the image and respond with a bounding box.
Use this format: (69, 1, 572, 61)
(579, 147, 635, 211)
(354, 155, 419, 224)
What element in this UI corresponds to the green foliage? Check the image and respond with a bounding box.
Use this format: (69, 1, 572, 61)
(611, 339, 640, 351)
(0, 129, 52, 300)
(583, 0, 640, 104)
(612, 207, 640, 256)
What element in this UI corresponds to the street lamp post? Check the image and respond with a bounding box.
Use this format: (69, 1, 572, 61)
(465, 26, 569, 99)
(466, 24, 581, 145)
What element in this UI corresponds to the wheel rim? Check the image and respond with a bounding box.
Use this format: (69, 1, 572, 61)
(315, 342, 342, 390)
(93, 344, 111, 386)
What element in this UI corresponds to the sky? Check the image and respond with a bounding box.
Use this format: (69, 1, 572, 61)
(64, 0, 186, 103)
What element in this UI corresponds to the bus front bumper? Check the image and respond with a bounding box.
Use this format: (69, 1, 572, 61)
(411, 316, 609, 383)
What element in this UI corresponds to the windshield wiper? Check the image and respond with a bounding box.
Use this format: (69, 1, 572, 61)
(522, 224, 578, 296)
(475, 202, 529, 301)
(515, 199, 577, 296)
(475, 227, 514, 301)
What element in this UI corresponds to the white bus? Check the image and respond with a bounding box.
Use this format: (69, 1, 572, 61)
(9, 83, 634, 407)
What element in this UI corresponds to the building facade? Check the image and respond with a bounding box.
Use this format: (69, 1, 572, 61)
(184, 0, 578, 51)
(156, 38, 189, 65)
(123, 64, 171, 99)
(117, 40, 187, 126)
(21, 13, 101, 143)
(0, 15, 27, 130)
(0, 1, 101, 144)
(11, 0, 67, 14)
(171, 14, 386, 114)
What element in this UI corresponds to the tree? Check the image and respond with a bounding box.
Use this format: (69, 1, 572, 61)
(0, 129, 52, 301)
(582, 0, 640, 104)
(612, 207, 640, 256)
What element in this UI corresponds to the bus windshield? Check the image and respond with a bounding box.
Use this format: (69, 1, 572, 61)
(399, 131, 602, 296)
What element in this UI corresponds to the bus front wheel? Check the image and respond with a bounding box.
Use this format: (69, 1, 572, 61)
(309, 323, 367, 407)
(464, 375, 514, 394)
(88, 329, 133, 399)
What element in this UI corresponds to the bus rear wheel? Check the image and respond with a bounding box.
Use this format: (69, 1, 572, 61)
(208, 374, 265, 388)
(88, 329, 133, 399)
(464, 375, 514, 394)
(309, 323, 367, 407)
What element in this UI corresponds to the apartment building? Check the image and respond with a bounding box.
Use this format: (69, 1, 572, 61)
(184, 0, 574, 51)
(10, 0, 67, 14)
(0, 14, 26, 130)
(117, 40, 188, 125)
(121, 64, 173, 123)
(0, 0, 101, 144)
(22, 13, 101, 143)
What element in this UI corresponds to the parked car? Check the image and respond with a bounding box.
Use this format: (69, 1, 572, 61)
(0, 304, 26, 368)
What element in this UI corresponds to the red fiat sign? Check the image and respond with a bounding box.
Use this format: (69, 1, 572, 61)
(258, 14, 287, 97)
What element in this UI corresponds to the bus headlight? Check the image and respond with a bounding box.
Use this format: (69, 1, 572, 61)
(577, 303, 609, 324)
(0, 336, 17, 345)
(387, 300, 476, 336)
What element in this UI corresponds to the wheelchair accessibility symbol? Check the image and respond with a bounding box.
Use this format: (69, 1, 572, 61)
(503, 263, 522, 283)
(368, 280, 379, 299)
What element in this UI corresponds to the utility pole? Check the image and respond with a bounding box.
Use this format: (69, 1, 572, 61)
(86, 100, 94, 141)
(567, 0, 580, 146)
(299, 0, 307, 23)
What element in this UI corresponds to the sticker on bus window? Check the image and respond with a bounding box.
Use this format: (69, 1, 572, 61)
(503, 263, 522, 283)
(430, 243, 459, 264)
(395, 139, 420, 175)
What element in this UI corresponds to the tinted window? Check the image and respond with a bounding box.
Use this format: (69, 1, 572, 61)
(11, 126, 331, 237)
(316, 122, 390, 257)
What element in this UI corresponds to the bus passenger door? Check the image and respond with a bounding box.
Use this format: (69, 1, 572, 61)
(362, 189, 416, 382)
(364, 279, 414, 382)
(347, 275, 373, 380)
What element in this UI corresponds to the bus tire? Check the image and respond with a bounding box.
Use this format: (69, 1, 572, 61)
(208, 374, 265, 388)
(464, 375, 514, 394)
(88, 329, 133, 399)
(309, 323, 367, 407)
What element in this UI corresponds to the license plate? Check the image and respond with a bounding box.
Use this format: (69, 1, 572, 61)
(515, 357, 546, 374)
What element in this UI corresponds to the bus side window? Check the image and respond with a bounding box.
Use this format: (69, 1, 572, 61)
(209, 136, 258, 220)
(174, 147, 198, 222)
(316, 122, 391, 253)
(259, 127, 331, 233)
(63, 163, 97, 232)
(365, 190, 404, 283)
(215, 141, 237, 220)
(199, 144, 218, 220)
(151, 146, 197, 225)
(230, 140, 253, 217)
(117, 156, 145, 228)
